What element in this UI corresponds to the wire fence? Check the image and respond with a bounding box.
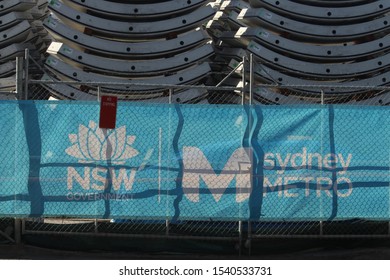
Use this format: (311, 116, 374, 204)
(0, 55, 389, 257)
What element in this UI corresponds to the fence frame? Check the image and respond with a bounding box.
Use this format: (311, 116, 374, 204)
(0, 52, 389, 257)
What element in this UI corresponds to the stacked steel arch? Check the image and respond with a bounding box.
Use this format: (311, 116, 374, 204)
(0, 0, 49, 99)
(208, 0, 390, 105)
(42, 0, 216, 103)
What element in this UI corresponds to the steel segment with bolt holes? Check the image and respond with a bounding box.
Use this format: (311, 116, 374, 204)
(230, 27, 390, 63)
(39, 74, 209, 103)
(285, 0, 382, 8)
(48, 1, 216, 39)
(238, 8, 390, 42)
(0, 12, 33, 31)
(0, 20, 31, 48)
(245, 40, 390, 79)
(0, 0, 36, 16)
(65, 0, 209, 19)
(43, 16, 211, 59)
(47, 42, 215, 77)
(44, 56, 212, 94)
(226, 56, 390, 98)
(249, 0, 389, 23)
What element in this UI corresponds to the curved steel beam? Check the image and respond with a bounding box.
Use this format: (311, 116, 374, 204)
(0, 43, 35, 62)
(225, 55, 389, 96)
(44, 56, 211, 93)
(0, 20, 31, 48)
(43, 16, 211, 59)
(47, 42, 214, 77)
(230, 27, 390, 62)
(0, 0, 36, 16)
(288, 0, 378, 8)
(0, 12, 33, 31)
(249, 0, 389, 23)
(48, 1, 215, 39)
(246, 40, 390, 79)
(40, 75, 209, 103)
(238, 8, 390, 42)
(0, 61, 16, 78)
(65, 0, 209, 19)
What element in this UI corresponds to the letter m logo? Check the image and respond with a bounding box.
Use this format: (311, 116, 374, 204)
(182, 147, 252, 203)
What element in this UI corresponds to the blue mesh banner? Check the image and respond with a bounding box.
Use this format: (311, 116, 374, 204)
(0, 101, 389, 220)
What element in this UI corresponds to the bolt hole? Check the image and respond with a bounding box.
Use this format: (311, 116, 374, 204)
(74, 35, 78, 40)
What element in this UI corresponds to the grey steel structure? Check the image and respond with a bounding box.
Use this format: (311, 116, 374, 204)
(207, 0, 390, 105)
(0, 0, 49, 98)
(42, 0, 216, 102)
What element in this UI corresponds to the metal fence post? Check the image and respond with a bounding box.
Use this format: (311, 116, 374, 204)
(238, 221, 243, 257)
(166, 88, 174, 236)
(169, 88, 174, 104)
(14, 218, 22, 245)
(16, 57, 24, 100)
(249, 54, 254, 106)
(97, 86, 101, 101)
(94, 219, 98, 234)
(15, 54, 26, 243)
(24, 49, 29, 100)
(242, 56, 247, 104)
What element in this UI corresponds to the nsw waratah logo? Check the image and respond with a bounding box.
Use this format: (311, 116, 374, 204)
(65, 121, 139, 164)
